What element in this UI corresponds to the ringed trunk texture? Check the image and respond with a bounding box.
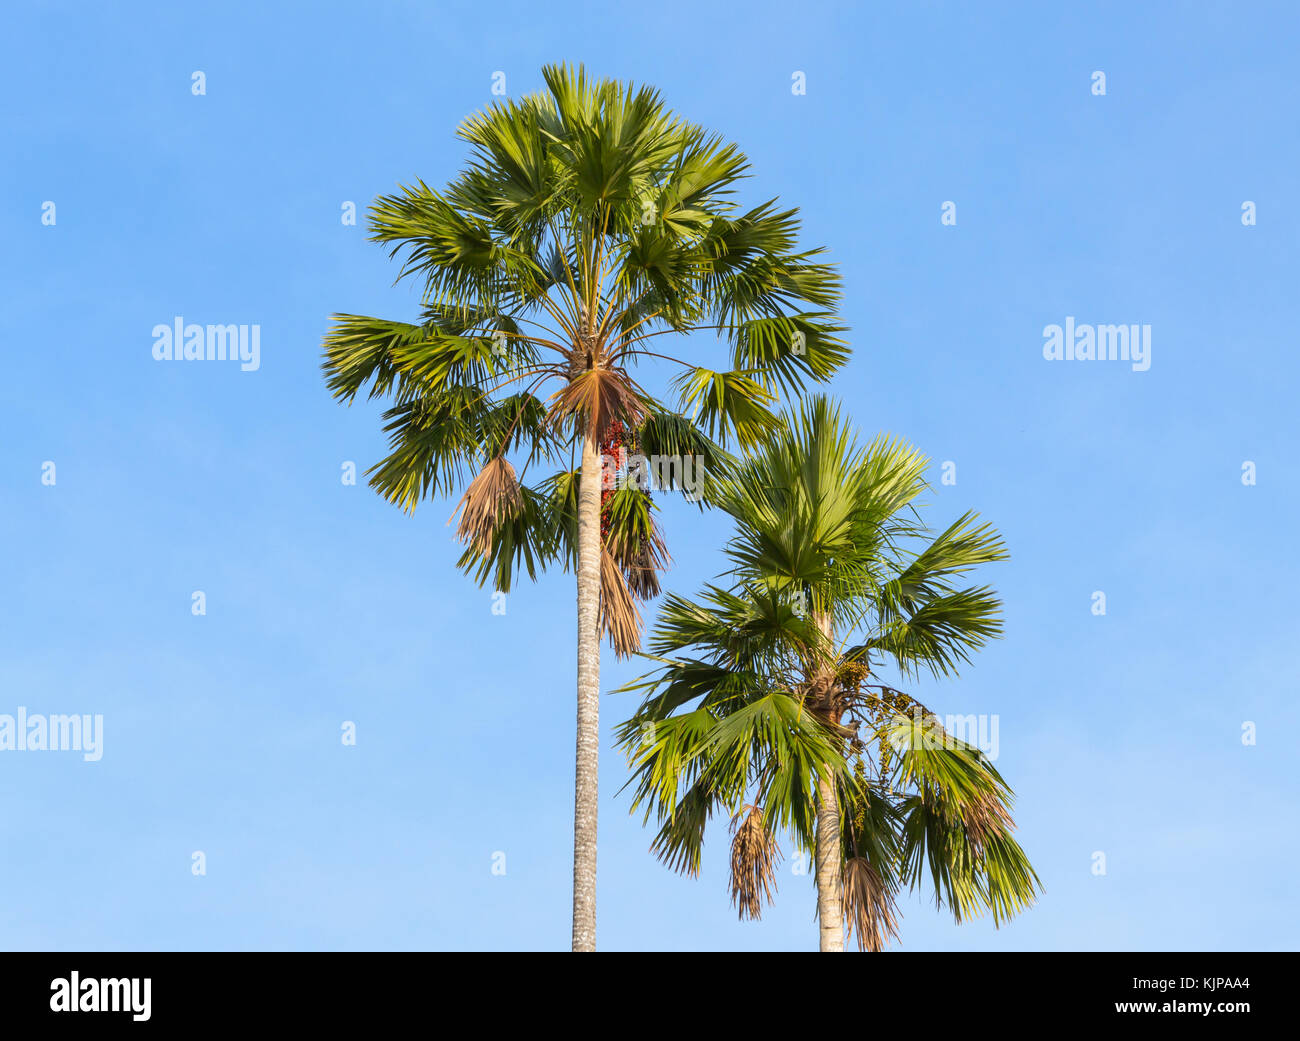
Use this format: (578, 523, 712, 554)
(815, 771, 845, 951)
(571, 427, 602, 952)
(812, 609, 843, 951)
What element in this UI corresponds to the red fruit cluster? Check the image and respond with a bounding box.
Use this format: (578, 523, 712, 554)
(600, 419, 629, 456)
(598, 419, 646, 542)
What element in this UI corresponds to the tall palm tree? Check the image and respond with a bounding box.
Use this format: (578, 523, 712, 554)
(616, 397, 1040, 950)
(321, 66, 848, 950)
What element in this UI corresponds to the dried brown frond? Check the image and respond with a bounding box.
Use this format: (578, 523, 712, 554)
(599, 546, 642, 658)
(962, 788, 1015, 853)
(547, 365, 646, 444)
(565, 341, 593, 381)
(728, 806, 781, 920)
(450, 456, 521, 554)
(842, 856, 900, 952)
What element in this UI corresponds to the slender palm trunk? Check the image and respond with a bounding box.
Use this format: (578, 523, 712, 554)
(815, 772, 845, 951)
(813, 611, 844, 951)
(571, 426, 602, 952)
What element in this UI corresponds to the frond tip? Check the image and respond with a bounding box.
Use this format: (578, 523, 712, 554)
(728, 806, 781, 920)
(452, 456, 522, 553)
(842, 856, 900, 952)
(600, 547, 643, 658)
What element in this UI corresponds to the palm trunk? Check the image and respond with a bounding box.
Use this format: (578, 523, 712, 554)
(812, 609, 843, 951)
(815, 771, 844, 951)
(571, 427, 602, 952)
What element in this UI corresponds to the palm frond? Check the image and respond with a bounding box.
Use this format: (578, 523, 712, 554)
(730, 806, 782, 919)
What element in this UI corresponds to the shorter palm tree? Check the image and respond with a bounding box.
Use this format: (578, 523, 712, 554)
(616, 397, 1040, 949)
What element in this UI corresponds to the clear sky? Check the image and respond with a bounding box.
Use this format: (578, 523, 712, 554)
(2, 0, 1296, 951)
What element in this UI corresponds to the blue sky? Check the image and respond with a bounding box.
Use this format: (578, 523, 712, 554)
(2, 0, 1296, 950)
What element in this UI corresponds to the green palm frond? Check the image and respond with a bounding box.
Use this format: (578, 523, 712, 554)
(615, 393, 1037, 944)
(324, 64, 850, 613)
(454, 481, 562, 593)
(672, 367, 781, 448)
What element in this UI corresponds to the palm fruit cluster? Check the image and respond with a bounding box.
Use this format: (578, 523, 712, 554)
(599, 418, 652, 541)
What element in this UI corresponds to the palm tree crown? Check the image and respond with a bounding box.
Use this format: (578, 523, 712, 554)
(322, 63, 847, 647)
(617, 397, 1040, 950)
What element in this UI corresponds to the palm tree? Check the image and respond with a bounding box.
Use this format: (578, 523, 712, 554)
(321, 66, 848, 951)
(616, 397, 1040, 950)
